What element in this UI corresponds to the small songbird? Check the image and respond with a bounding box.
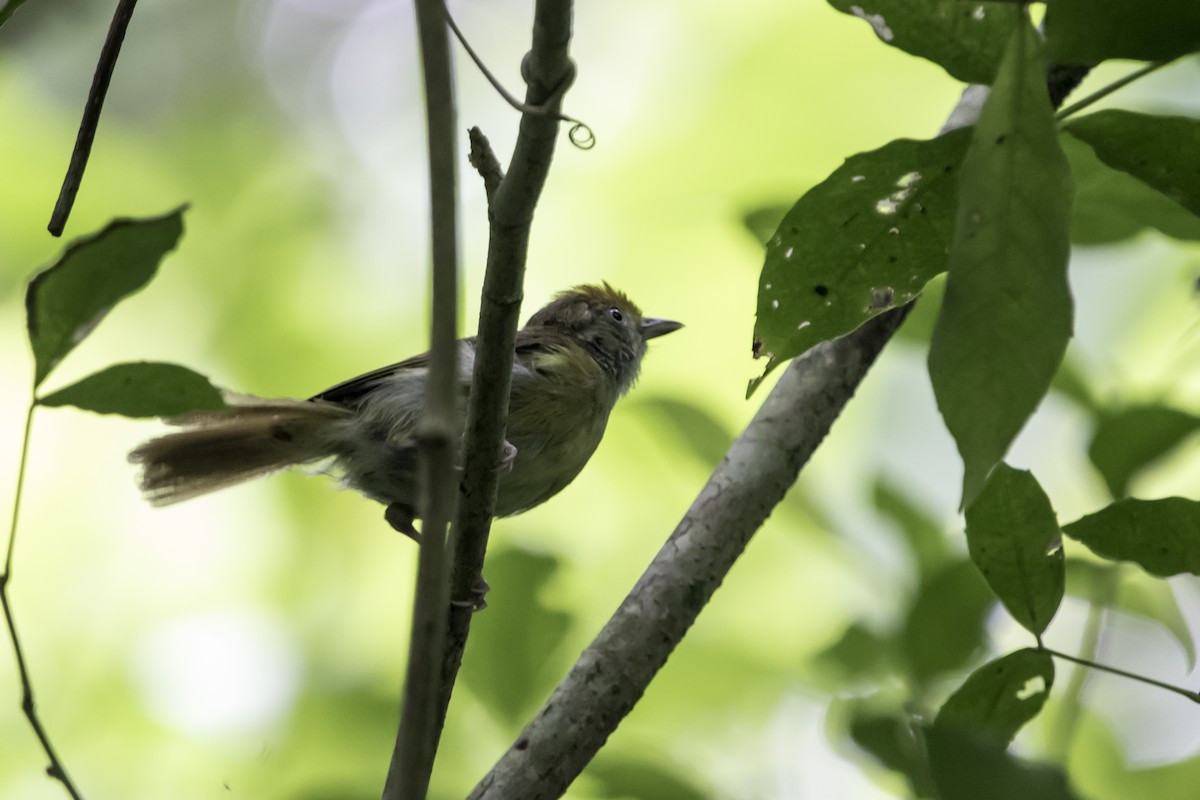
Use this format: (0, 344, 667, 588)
(130, 284, 682, 535)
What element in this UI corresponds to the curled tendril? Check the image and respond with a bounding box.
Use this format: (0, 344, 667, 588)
(566, 119, 596, 150)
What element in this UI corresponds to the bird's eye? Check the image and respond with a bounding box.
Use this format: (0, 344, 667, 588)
(608, 307, 624, 323)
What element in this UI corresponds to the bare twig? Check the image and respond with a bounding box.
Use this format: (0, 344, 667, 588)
(1042, 647, 1200, 704)
(437, 0, 577, 746)
(48, 0, 139, 237)
(381, 0, 459, 798)
(2, 404, 85, 799)
(467, 127, 504, 204)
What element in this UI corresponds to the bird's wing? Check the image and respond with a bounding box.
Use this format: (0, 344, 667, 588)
(310, 351, 433, 405)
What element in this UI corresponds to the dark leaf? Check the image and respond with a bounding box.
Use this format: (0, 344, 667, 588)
(1045, 0, 1200, 65)
(750, 128, 971, 395)
(1065, 111, 1200, 219)
(1088, 404, 1200, 499)
(936, 649, 1054, 745)
(827, 0, 1019, 84)
(901, 559, 994, 685)
(741, 203, 791, 246)
(964, 465, 1064, 636)
(37, 362, 225, 418)
(1063, 497, 1200, 578)
(849, 710, 936, 798)
(459, 548, 573, 725)
(925, 723, 1084, 800)
(927, 21, 1073, 508)
(25, 207, 187, 387)
(1063, 133, 1200, 245)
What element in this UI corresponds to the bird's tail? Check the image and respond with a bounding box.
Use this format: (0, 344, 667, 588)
(129, 398, 352, 505)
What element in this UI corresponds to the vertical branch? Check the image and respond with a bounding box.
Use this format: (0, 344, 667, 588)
(381, 1, 459, 798)
(48, 0, 139, 236)
(437, 0, 576, 734)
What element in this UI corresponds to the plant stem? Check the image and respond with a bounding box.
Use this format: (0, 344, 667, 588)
(1055, 60, 1170, 122)
(1042, 647, 1200, 704)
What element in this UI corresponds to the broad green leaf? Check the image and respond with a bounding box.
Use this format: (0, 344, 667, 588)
(925, 724, 1084, 800)
(459, 548, 572, 725)
(936, 649, 1055, 745)
(1045, 0, 1200, 65)
(37, 362, 225, 418)
(965, 465, 1065, 636)
(1065, 111, 1200, 219)
(1065, 559, 1196, 669)
(848, 710, 935, 798)
(631, 396, 733, 469)
(25, 207, 187, 387)
(901, 559, 994, 685)
(827, 0, 1019, 84)
(873, 477, 950, 577)
(1062, 133, 1200, 245)
(750, 128, 972, 394)
(1064, 498, 1200, 577)
(927, 21, 1073, 508)
(1088, 405, 1200, 499)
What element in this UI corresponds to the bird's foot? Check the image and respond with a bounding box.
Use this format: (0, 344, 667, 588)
(385, 503, 421, 543)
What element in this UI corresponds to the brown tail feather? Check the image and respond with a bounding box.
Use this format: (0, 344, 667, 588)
(129, 400, 351, 505)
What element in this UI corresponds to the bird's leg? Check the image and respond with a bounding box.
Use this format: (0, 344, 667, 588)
(498, 440, 518, 472)
(384, 503, 421, 543)
(451, 575, 491, 611)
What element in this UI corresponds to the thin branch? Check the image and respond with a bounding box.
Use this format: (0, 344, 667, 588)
(1042, 647, 1200, 704)
(48, 0, 139, 237)
(2, 404, 84, 799)
(467, 127, 504, 204)
(381, 0, 459, 798)
(437, 0, 576, 745)
(1055, 60, 1170, 121)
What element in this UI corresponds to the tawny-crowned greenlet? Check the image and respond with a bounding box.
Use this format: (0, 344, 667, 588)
(130, 284, 682, 534)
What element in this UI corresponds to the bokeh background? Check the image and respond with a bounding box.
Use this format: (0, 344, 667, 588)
(1, 1, 1198, 798)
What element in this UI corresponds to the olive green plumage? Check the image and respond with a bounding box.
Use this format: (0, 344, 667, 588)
(129, 284, 681, 529)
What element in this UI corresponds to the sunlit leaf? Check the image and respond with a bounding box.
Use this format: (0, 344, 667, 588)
(828, 0, 1019, 84)
(965, 465, 1064, 636)
(1045, 0, 1200, 65)
(1063, 133, 1200, 245)
(926, 723, 1084, 800)
(901, 559, 994, 685)
(936, 649, 1054, 745)
(1088, 405, 1200, 499)
(25, 206, 187, 387)
(1065, 111, 1200, 219)
(37, 362, 225, 418)
(873, 477, 950, 577)
(1063, 498, 1200, 578)
(927, 21, 1073, 508)
(1065, 559, 1197, 669)
(750, 128, 971, 394)
(459, 548, 573, 725)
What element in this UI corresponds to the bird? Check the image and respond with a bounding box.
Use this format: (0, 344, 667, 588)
(129, 284, 682, 537)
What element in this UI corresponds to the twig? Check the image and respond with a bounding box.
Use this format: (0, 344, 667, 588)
(1055, 60, 1170, 121)
(467, 127, 504, 204)
(1042, 647, 1200, 704)
(2, 403, 85, 799)
(380, 1, 459, 798)
(47, 0, 139, 237)
(437, 0, 576, 746)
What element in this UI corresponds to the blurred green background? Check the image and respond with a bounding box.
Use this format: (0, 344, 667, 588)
(2, 1, 1199, 798)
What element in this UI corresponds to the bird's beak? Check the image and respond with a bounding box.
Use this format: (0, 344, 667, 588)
(641, 318, 684, 340)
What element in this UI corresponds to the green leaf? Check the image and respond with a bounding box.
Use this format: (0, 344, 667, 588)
(588, 754, 709, 800)
(936, 649, 1055, 745)
(927, 20, 1074, 508)
(873, 477, 950, 577)
(1065, 111, 1200, 219)
(1063, 498, 1200, 578)
(925, 723, 1084, 800)
(741, 203, 791, 246)
(37, 362, 225, 418)
(1088, 405, 1200, 499)
(964, 465, 1065, 636)
(848, 710, 935, 798)
(1045, 0, 1200, 65)
(459, 548, 573, 725)
(750, 128, 972, 394)
(1065, 559, 1196, 669)
(631, 395, 734, 469)
(815, 622, 894, 684)
(901, 559, 994, 685)
(25, 207, 187, 388)
(1063, 132, 1200, 245)
(827, 0, 1020, 84)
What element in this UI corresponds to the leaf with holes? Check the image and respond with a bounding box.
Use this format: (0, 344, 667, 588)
(37, 362, 225, 418)
(749, 128, 971, 395)
(25, 206, 187, 388)
(936, 648, 1054, 745)
(965, 465, 1064, 636)
(1063, 498, 1200, 578)
(927, 20, 1073, 508)
(828, 0, 1019, 84)
(1045, 0, 1200, 65)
